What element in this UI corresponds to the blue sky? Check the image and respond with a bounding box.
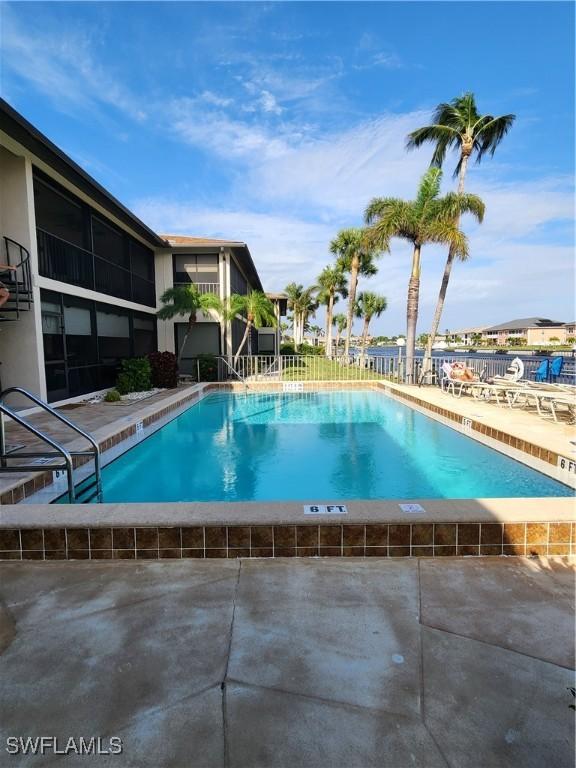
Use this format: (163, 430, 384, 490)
(1, 1, 574, 334)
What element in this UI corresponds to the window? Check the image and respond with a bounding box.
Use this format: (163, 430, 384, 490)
(133, 316, 156, 356)
(97, 309, 130, 362)
(41, 299, 64, 362)
(130, 240, 154, 281)
(258, 333, 275, 353)
(40, 289, 157, 402)
(64, 303, 96, 365)
(175, 322, 220, 373)
(230, 258, 247, 295)
(92, 217, 128, 268)
(173, 254, 219, 287)
(34, 174, 156, 307)
(34, 178, 85, 247)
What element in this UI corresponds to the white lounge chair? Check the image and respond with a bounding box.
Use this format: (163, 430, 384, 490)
(441, 362, 480, 397)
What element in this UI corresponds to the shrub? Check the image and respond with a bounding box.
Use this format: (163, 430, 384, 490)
(104, 389, 121, 403)
(280, 342, 296, 355)
(148, 351, 178, 389)
(298, 342, 325, 356)
(116, 357, 152, 395)
(197, 353, 218, 381)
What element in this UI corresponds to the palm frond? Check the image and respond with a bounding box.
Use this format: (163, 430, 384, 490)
(415, 167, 442, 212)
(475, 114, 516, 161)
(441, 192, 485, 223)
(425, 221, 469, 259)
(406, 125, 459, 167)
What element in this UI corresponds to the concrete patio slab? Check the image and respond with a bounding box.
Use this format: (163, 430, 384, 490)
(419, 556, 575, 668)
(422, 626, 575, 768)
(0, 557, 574, 767)
(225, 682, 447, 768)
(228, 558, 421, 714)
(0, 562, 238, 762)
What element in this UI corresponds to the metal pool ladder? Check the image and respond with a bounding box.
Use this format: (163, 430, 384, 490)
(0, 387, 102, 503)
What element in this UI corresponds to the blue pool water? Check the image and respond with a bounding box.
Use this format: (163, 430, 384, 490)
(72, 391, 572, 502)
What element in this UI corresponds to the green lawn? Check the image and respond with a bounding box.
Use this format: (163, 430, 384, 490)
(279, 356, 389, 381)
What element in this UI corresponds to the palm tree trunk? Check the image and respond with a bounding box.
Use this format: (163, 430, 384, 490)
(234, 321, 253, 366)
(422, 153, 470, 380)
(177, 315, 195, 365)
(325, 293, 334, 358)
(344, 257, 359, 358)
(361, 316, 370, 361)
(405, 245, 421, 383)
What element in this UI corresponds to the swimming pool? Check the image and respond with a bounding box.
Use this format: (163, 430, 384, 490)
(64, 391, 572, 503)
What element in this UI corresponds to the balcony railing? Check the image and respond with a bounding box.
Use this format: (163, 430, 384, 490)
(174, 281, 220, 295)
(37, 228, 156, 307)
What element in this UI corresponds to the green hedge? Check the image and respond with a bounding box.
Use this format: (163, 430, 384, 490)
(116, 357, 152, 395)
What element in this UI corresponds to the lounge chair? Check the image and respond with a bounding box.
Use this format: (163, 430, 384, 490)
(441, 361, 480, 397)
(492, 357, 524, 384)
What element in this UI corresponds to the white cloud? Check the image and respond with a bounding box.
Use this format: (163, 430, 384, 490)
(198, 90, 233, 108)
(259, 90, 283, 115)
(169, 97, 291, 160)
(1, 7, 145, 121)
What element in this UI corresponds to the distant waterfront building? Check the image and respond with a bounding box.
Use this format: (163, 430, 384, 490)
(447, 327, 488, 345)
(482, 318, 568, 346)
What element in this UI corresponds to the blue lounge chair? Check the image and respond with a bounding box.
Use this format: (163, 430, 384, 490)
(550, 356, 563, 381)
(534, 359, 549, 382)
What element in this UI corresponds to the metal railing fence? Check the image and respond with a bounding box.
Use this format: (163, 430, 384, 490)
(184, 353, 575, 387)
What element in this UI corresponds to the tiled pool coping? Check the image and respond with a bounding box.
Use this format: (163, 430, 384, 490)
(0, 498, 574, 560)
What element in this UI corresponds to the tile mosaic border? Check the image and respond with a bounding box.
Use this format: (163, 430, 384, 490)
(1, 522, 573, 560)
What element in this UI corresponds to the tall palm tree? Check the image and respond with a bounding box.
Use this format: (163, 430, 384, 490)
(284, 283, 304, 347)
(365, 168, 484, 382)
(284, 283, 318, 348)
(333, 313, 348, 354)
(330, 228, 383, 358)
(354, 292, 387, 360)
(407, 92, 514, 374)
(158, 285, 222, 364)
(226, 291, 277, 364)
(316, 265, 348, 357)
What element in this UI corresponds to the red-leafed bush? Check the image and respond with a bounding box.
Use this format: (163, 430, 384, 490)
(148, 351, 178, 389)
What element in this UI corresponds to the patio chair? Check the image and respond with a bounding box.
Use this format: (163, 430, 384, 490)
(550, 356, 564, 381)
(533, 359, 550, 382)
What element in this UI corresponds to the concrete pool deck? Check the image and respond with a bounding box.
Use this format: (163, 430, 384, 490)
(0, 556, 574, 767)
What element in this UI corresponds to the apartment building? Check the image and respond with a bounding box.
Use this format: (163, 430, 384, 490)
(0, 99, 282, 404)
(482, 318, 568, 346)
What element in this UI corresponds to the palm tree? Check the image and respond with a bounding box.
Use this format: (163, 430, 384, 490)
(284, 283, 318, 348)
(158, 285, 222, 364)
(365, 167, 484, 382)
(284, 283, 304, 347)
(333, 313, 347, 353)
(407, 92, 514, 374)
(225, 291, 277, 365)
(316, 265, 348, 357)
(354, 292, 387, 360)
(330, 228, 383, 358)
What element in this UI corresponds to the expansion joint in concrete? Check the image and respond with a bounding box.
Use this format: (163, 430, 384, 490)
(222, 560, 242, 768)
